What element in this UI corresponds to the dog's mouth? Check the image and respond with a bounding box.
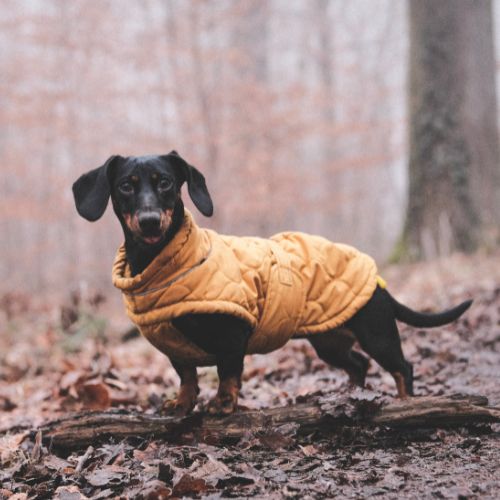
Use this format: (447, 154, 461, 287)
(124, 209, 173, 246)
(142, 234, 163, 245)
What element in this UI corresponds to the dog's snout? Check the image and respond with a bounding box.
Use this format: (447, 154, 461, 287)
(138, 211, 161, 233)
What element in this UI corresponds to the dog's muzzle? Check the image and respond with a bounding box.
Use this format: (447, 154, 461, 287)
(138, 211, 161, 232)
(132, 209, 173, 245)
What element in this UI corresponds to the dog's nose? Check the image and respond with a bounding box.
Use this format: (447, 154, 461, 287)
(138, 211, 161, 233)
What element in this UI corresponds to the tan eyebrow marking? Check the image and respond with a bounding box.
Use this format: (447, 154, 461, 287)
(131, 175, 139, 183)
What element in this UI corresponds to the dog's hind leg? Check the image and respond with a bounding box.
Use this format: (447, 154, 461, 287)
(308, 329, 370, 387)
(345, 288, 414, 398)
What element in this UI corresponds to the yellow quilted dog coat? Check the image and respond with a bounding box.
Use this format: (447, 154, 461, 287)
(112, 210, 378, 366)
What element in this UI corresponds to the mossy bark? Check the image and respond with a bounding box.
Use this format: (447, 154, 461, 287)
(402, 0, 499, 260)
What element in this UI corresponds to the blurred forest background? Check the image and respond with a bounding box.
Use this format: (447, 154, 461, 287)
(3, 3, 500, 497)
(1, 0, 500, 297)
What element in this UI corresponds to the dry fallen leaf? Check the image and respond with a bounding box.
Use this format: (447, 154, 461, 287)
(84, 465, 129, 487)
(299, 444, 318, 457)
(139, 480, 172, 500)
(78, 381, 111, 410)
(53, 485, 89, 499)
(172, 474, 210, 497)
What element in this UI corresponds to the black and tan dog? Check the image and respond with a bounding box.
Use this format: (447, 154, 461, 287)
(73, 152, 472, 415)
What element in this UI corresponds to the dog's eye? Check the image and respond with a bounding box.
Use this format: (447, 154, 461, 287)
(119, 182, 134, 195)
(158, 178, 173, 191)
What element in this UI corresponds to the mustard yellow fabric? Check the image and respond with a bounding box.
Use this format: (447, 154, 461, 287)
(112, 210, 378, 366)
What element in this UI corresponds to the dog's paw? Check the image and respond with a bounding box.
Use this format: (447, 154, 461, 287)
(162, 397, 196, 417)
(207, 394, 237, 415)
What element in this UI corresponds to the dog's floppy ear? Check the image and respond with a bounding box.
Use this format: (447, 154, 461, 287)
(72, 155, 122, 221)
(166, 151, 214, 217)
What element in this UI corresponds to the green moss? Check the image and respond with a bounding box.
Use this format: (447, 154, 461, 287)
(388, 233, 418, 265)
(58, 312, 107, 353)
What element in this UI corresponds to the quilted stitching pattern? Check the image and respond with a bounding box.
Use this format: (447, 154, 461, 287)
(112, 211, 378, 366)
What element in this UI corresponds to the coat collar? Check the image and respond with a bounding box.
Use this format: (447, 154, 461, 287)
(112, 210, 210, 294)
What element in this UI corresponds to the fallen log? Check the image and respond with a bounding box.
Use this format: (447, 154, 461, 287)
(35, 393, 500, 449)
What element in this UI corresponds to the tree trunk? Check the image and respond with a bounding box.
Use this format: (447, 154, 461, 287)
(402, 0, 498, 260)
(459, 0, 500, 239)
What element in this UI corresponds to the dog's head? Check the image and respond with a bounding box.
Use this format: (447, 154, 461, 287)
(72, 151, 213, 246)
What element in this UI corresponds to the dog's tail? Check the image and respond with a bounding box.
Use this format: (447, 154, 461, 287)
(387, 291, 472, 328)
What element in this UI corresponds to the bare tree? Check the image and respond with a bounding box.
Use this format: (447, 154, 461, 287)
(459, 0, 500, 240)
(401, 0, 499, 260)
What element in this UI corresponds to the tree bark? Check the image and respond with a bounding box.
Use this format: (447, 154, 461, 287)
(34, 394, 500, 450)
(402, 0, 499, 260)
(458, 0, 500, 237)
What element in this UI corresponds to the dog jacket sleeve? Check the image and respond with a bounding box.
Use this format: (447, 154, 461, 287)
(112, 211, 378, 366)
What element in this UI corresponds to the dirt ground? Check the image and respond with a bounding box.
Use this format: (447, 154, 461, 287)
(1, 252, 499, 499)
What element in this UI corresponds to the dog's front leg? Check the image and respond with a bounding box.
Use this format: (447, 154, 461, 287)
(171, 314, 251, 415)
(207, 320, 250, 415)
(207, 351, 245, 415)
(163, 362, 199, 416)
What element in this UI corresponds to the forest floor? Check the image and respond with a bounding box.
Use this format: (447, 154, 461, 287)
(1, 251, 499, 499)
